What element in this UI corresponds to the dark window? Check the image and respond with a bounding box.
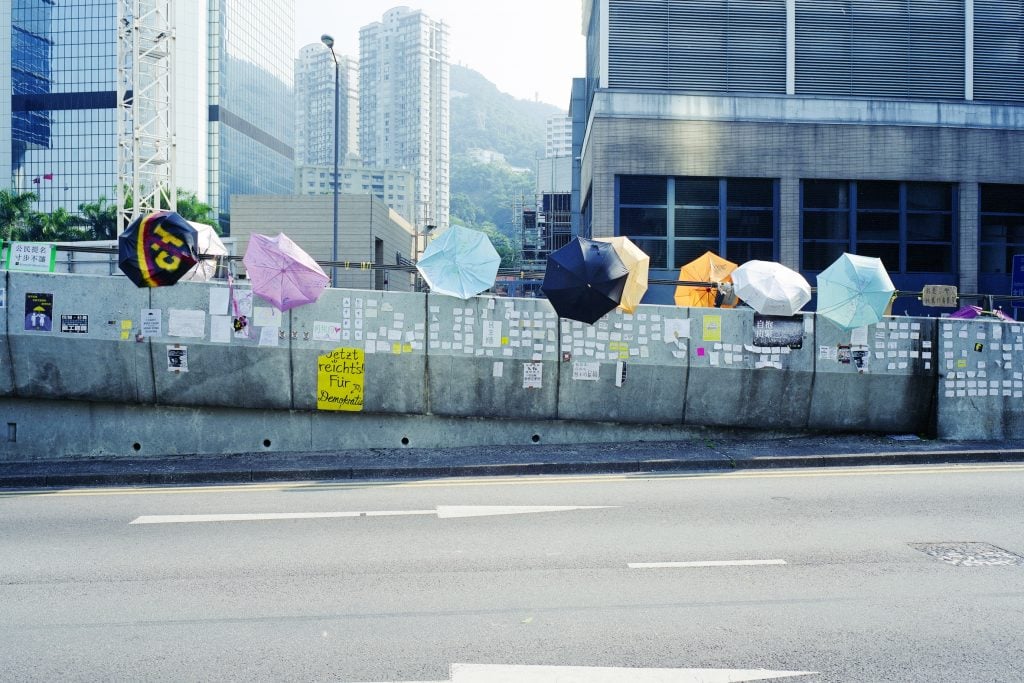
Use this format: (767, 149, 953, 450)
(979, 184, 1024, 275)
(616, 175, 777, 269)
(801, 180, 955, 274)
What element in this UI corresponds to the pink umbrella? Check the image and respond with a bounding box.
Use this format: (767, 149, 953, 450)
(242, 233, 330, 311)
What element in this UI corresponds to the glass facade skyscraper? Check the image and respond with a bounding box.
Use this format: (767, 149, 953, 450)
(208, 0, 294, 231)
(11, 0, 117, 214)
(4, 0, 294, 232)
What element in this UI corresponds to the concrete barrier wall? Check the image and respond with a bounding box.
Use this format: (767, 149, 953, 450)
(149, 279, 292, 409)
(426, 294, 559, 418)
(292, 288, 427, 414)
(557, 304, 688, 424)
(1, 271, 1020, 442)
(810, 316, 937, 434)
(7, 273, 153, 403)
(936, 319, 1024, 440)
(684, 308, 815, 429)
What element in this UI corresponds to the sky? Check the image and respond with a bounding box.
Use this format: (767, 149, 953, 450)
(294, 0, 586, 111)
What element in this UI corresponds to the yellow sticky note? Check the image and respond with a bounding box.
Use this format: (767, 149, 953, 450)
(402, 343, 413, 353)
(391, 342, 402, 355)
(501, 337, 509, 345)
(120, 331, 130, 340)
(120, 320, 132, 330)
(956, 358, 967, 369)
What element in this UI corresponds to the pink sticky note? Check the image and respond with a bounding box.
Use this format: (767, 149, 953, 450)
(697, 347, 706, 357)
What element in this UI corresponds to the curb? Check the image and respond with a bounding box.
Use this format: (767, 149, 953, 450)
(2, 449, 1023, 489)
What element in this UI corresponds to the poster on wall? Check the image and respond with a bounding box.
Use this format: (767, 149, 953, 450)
(24, 292, 52, 332)
(317, 348, 364, 411)
(752, 315, 803, 349)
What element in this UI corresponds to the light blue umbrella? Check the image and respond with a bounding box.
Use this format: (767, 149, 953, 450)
(816, 253, 895, 329)
(416, 225, 501, 299)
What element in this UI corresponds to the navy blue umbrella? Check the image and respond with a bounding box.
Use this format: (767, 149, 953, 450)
(542, 237, 629, 325)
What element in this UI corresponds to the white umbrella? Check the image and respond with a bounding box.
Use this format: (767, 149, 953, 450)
(180, 221, 228, 282)
(731, 260, 812, 317)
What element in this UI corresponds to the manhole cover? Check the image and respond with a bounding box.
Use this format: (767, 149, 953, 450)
(910, 542, 1024, 566)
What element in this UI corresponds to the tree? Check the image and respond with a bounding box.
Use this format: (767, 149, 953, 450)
(78, 196, 118, 240)
(173, 190, 217, 230)
(21, 207, 91, 242)
(0, 189, 38, 241)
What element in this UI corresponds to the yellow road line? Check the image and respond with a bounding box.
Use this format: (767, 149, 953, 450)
(2, 462, 1023, 498)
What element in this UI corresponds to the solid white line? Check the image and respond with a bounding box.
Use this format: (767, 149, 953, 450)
(628, 559, 787, 569)
(130, 510, 436, 524)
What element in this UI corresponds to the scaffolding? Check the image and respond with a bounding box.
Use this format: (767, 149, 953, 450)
(117, 0, 176, 232)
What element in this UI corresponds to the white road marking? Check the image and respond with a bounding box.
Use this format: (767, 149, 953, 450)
(628, 559, 787, 569)
(356, 662, 816, 682)
(129, 505, 616, 525)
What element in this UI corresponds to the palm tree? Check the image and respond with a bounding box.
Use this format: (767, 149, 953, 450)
(78, 196, 118, 240)
(22, 207, 92, 242)
(0, 189, 39, 241)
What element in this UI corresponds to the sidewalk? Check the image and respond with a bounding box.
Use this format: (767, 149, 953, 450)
(2, 434, 1024, 488)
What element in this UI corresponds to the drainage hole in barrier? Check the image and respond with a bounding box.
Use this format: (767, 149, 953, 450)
(132, 442, 142, 452)
(401, 437, 410, 446)
(531, 434, 541, 443)
(263, 439, 272, 448)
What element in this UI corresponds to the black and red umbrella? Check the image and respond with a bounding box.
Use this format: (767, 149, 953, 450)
(118, 211, 200, 288)
(541, 237, 629, 325)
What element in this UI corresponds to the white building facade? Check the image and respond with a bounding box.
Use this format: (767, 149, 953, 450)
(359, 6, 449, 231)
(295, 163, 415, 226)
(294, 42, 358, 167)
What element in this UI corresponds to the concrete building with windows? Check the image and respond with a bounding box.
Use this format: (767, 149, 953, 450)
(545, 114, 573, 159)
(2, 0, 294, 232)
(577, 0, 1024, 312)
(294, 42, 358, 167)
(295, 163, 415, 227)
(230, 193, 416, 292)
(359, 6, 450, 233)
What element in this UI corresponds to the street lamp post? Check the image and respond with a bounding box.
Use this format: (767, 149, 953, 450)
(321, 34, 340, 287)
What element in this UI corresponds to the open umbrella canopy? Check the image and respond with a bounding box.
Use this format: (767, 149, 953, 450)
(816, 253, 895, 329)
(180, 221, 228, 282)
(118, 211, 199, 288)
(242, 232, 330, 312)
(675, 251, 738, 308)
(732, 260, 812, 317)
(949, 305, 1014, 322)
(416, 225, 501, 299)
(542, 237, 629, 325)
(594, 236, 649, 313)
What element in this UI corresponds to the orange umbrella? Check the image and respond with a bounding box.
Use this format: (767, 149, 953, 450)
(594, 236, 649, 313)
(674, 251, 738, 308)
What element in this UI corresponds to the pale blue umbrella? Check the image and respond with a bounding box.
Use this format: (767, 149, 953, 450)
(416, 225, 501, 299)
(816, 253, 895, 329)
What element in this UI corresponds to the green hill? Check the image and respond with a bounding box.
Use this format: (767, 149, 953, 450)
(449, 65, 565, 246)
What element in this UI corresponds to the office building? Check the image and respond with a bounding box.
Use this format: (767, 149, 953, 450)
(295, 163, 415, 226)
(3, 0, 294, 232)
(577, 0, 1024, 312)
(295, 42, 358, 167)
(231, 194, 416, 292)
(359, 6, 449, 232)
(545, 115, 572, 159)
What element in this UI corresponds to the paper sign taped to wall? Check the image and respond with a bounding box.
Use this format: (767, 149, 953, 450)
(703, 315, 722, 342)
(523, 362, 543, 389)
(317, 348, 364, 411)
(168, 309, 205, 338)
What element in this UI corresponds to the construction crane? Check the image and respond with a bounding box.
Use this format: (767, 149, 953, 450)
(116, 0, 176, 233)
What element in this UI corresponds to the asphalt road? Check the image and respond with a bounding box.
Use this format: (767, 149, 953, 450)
(2, 463, 1023, 682)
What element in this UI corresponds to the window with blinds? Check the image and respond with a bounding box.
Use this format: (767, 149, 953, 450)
(974, 0, 1024, 103)
(796, 0, 964, 99)
(607, 0, 786, 93)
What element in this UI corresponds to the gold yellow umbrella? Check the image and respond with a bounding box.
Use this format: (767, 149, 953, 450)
(674, 251, 738, 308)
(594, 236, 649, 314)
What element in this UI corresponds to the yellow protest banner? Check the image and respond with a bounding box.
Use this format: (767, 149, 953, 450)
(317, 348, 364, 411)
